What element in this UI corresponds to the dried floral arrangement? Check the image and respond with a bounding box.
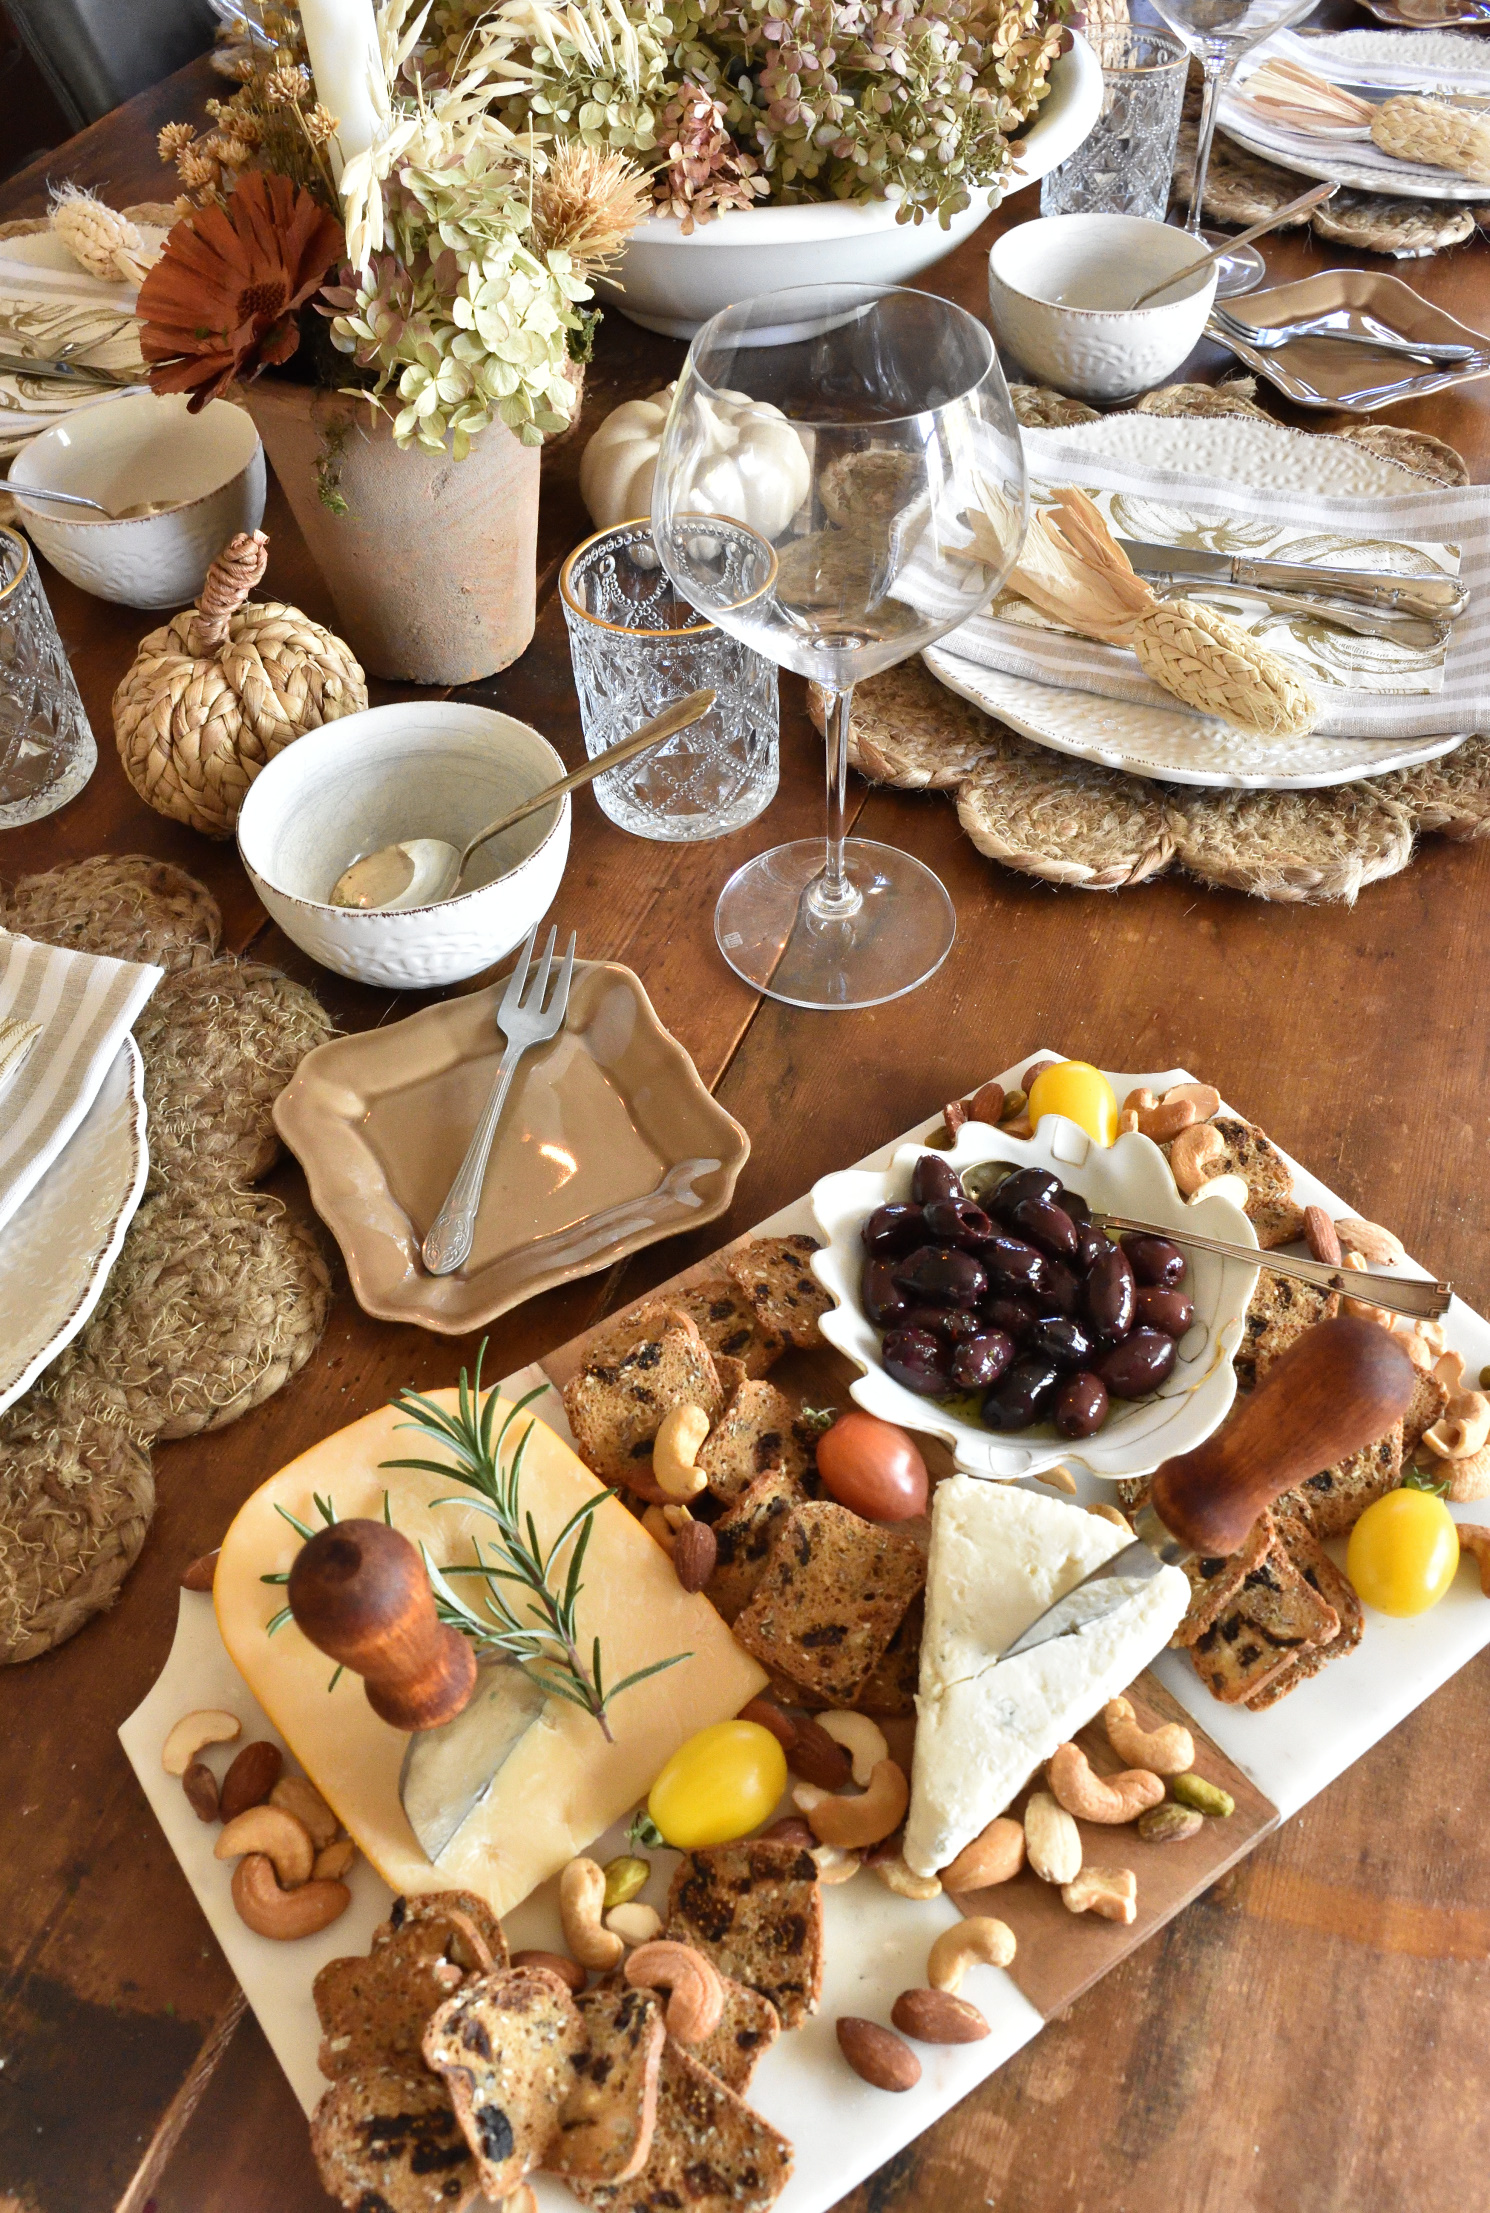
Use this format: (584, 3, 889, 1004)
(146, 1, 650, 453)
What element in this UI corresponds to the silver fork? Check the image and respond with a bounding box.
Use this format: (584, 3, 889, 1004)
(1213, 305, 1479, 365)
(422, 921, 577, 1276)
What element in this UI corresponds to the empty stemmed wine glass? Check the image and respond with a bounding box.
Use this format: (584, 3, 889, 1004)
(650, 284, 1026, 1011)
(1150, 0, 1321, 296)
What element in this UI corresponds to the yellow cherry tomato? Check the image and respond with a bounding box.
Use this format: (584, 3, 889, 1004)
(647, 1721, 787, 1849)
(1027, 1060, 1118, 1148)
(1346, 1488, 1459, 1617)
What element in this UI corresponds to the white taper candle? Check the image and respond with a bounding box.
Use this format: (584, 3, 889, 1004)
(299, 0, 386, 183)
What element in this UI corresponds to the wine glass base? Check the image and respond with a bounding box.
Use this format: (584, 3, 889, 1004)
(1199, 232, 1267, 300)
(714, 838, 956, 1010)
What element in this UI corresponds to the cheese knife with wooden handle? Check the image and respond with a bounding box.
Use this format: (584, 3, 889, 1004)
(1000, 1315, 1419, 1660)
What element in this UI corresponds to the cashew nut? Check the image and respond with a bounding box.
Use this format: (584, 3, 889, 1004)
(1086, 1502, 1132, 1534)
(820, 1712, 889, 1787)
(606, 1901, 664, 1945)
(231, 1854, 350, 1940)
(793, 1758, 909, 1848)
(162, 1708, 240, 1776)
(1118, 1109, 1140, 1136)
(870, 1852, 942, 1900)
(624, 1940, 725, 2043)
(1425, 1391, 1490, 1461)
(1061, 1865, 1137, 1924)
(1335, 1216, 1406, 1267)
(939, 1817, 1025, 1893)
(1435, 1350, 1467, 1395)
(1048, 1742, 1165, 1825)
(641, 1504, 676, 1553)
(1163, 1083, 1221, 1121)
(809, 1843, 863, 1885)
(1170, 1121, 1226, 1197)
(1121, 1088, 1157, 1116)
(215, 1804, 315, 1888)
(927, 1916, 1016, 1993)
(652, 1403, 711, 1500)
(1039, 1462, 1078, 1496)
(559, 1856, 626, 1971)
(314, 1838, 356, 1881)
(1102, 1696, 1194, 1779)
(270, 1774, 339, 1851)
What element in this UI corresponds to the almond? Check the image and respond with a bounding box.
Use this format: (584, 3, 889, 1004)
(672, 1518, 717, 1594)
(1304, 1205, 1343, 1267)
(890, 1988, 990, 2045)
(180, 1549, 220, 1592)
(836, 2016, 921, 2092)
(789, 1716, 853, 1790)
(220, 1740, 283, 1823)
(968, 1081, 1005, 1125)
(181, 1761, 219, 1822)
(511, 1947, 586, 1993)
(739, 1698, 798, 1752)
(761, 1816, 816, 1847)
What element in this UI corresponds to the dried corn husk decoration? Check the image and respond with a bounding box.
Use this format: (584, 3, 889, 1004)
(978, 488, 1319, 739)
(113, 530, 368, 837)
(1243, 59, 1490, 184)
(49, 183, 158, 285)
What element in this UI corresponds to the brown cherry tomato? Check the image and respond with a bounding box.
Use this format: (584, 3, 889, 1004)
(817, 1411, 929, 1522)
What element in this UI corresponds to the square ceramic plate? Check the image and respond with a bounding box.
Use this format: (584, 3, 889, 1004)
(1212, 270, 1490, 413)
(272, 959, 749, 1333)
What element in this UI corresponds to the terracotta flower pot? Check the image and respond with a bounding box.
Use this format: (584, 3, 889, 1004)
(242, 380, 540, 686)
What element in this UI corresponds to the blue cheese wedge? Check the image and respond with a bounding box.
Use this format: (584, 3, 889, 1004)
(904, 1478, 1189, 1879)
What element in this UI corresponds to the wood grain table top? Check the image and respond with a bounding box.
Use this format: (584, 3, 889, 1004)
(2, 34, 1488, 2213)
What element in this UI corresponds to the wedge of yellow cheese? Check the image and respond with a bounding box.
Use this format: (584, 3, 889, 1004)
(216, 1391, 766, 1917)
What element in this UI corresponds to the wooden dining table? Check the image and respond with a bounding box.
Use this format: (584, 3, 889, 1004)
(3, 37, 1489, 2213)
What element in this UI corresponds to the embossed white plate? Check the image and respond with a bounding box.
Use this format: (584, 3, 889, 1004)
(0, 1036, 147, 1414)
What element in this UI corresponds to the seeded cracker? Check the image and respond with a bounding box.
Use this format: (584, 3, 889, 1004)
(731, 1500, 926, 1703)
(1233, 1273, 1339, 1392)
(423, 1966, 585, 2200)
(1278, 1420, 1403, 1540)
(567, 2038, 793, 2213)
(853, 1589, 924, 1717)
(379, 1889, 507, 1969)
(553, 1984, 666, 2185)
(689, 1975, 781, 2095)
(1403, 1362, 1449, 1455)
(564, 1308, 725, 1487)
(1170, 1509, 1277, 1648)
(706, 1469, 809, 1622)
(1245, 1516, 1365, 1709)
(316, 1926, 482, 2081)
(666, 1840, 825, 2029)
(697, 1380, 817, 1503)
(1187, 1521, 1340, 1704)
(670, 1278, 785, 1377)
(311, 2064, 479, 2213)
(1191, 1116, 1305, 1249)
(724, 1235, 833, 1350)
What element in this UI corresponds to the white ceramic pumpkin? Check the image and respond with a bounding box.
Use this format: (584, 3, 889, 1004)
(578, 382, 811, 541)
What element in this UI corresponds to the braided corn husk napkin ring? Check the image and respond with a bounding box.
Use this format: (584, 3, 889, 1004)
(113, 530, 368, 837)
(979, 488, 1319, 740)
(1244, 60, 1490, 184)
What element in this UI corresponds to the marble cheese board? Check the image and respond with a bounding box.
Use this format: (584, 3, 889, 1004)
(120, 1053, 1490, 2213)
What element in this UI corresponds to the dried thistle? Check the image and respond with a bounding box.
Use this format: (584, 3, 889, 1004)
(530, 139, 650, 279)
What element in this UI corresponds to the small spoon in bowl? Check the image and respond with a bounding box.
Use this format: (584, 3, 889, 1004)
(328, 687, 717, 911)
(1127, 183, 1338, 309)
(12, 485, 182, 519)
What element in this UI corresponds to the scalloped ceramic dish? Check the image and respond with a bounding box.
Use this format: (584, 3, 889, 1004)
(810, 1107, 1259, 1482)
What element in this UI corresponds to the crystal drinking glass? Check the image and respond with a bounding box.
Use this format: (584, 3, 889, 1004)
(650, 285, 1026, 1012)
(1040, 25, 1190, 222)
(0, 528, 95, 829)
(1150, 0, 1321, 296)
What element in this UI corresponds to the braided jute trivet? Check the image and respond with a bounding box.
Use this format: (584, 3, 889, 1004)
(1, 853, 223, 972)
(53, 1186, 332, 1445)
(1173, 124, 1310, 228)
(134, 957, 337, 1189)
(958, 748, 1176, 888)
(0, 1386, 153, 1665)
(807, 660, 1011, 788)
(1374, 734, 1490, 839)
(1164, 784, 1417, 902)
(1312, 189, 1475, 258)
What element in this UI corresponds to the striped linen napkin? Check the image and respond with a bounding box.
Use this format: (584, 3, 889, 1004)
(0, 929, 161, 1238)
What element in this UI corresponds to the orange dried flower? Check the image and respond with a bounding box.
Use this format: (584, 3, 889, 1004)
(136, 170, 343, 411)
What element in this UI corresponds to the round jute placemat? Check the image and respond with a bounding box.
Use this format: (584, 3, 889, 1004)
(807, 660, 1014, 788)
(1373, 733, 1490, 837)
(1163, 783, 1417, 902)
(1173, 124, 1311, 228)
(0, 1386, 153, 1665)
(958, 748, 1177, 887)
(1312, 189, 1475, 258)
(52, 1185, 332, 1444)
(133, 957, 338, 1189)
(2, 853, 223, 972)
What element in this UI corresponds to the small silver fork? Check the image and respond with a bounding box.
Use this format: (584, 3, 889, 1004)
(422, 921, 577, 1276)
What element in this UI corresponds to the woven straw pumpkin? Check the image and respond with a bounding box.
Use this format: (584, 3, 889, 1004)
(113, 529, 367, 836)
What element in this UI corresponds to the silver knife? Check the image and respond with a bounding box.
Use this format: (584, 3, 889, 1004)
(1000, 1314, 1418, 1661)
(1119, 539, 1469, 623)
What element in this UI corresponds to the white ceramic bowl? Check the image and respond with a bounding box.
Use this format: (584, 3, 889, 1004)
(596, 37, 1103, 339)
(236, 701, 571, 990)
(9, 390, 266, 609)
(987, 213, 1218, 402)
(811, 1110, 1258, 1483)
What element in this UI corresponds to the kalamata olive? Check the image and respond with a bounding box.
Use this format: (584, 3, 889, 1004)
(862, 1202, 926, 1255)
(900, 1305, 982, 1344)
(1084, 1245, 1136, 1344)
(1030, 1256, 1080, 1317)
(881, 1327, 951, 1397)
(862, 1259, 909, 1328)
(1032, 1316, 1095, 1369)
(990, 1167, 1061, 1222)
(891, 1246, 988, 1309)
(1006, 1196, 1079, 1259)
(980, 1233, 1048, 1293)
(1097, 1327, 1177, 1399)
(1135, 1286, 1195, 1338)
(982, 1292, 1039, 1342)
(1054, 1371, 1109, 1439)
(983, 1356, 1063, 1432)
(1122, 1234, 1187, 1289)
(911, 1153, 964, 1206)
(948, 1329, 1015, 1391)
(817, 1411, 928, 1521)
(1056, 1186, 1091, 1226)
(1073, 1222, 1113, 1274)
(923, 1197, 996, 1249)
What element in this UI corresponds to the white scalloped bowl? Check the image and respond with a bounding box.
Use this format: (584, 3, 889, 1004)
(810, 1112, 1259, 1483)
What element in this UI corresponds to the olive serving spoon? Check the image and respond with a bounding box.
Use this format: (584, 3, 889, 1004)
(328, 688, 717, 912)
(11, 485, 181, 519)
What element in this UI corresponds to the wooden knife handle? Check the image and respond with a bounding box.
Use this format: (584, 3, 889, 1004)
(1149, 1315, 1418, 1558)
(288, 1519, 477, 1732)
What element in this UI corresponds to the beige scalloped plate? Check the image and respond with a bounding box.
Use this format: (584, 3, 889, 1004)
(272, 960, 749, 1333)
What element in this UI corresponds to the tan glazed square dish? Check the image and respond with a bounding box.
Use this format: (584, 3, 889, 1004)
(1213, 270, 1490, 413)
(272, 959, 749, 1332)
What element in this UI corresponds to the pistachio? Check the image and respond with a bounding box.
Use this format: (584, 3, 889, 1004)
(602, 1854, 651, 1909)
(1171, 1773, 1235, 1819)
(1137, 1803, 1204, 1844)
(1000, 1086, 1027, 1122)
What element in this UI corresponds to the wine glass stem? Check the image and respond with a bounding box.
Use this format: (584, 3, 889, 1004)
(1186, 50, 1237, 239)
(808, 685, 863, 923)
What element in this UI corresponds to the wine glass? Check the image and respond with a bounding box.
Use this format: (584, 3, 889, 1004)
(650, 284, 1026, 1012)
(1149, 0, 1321, 296)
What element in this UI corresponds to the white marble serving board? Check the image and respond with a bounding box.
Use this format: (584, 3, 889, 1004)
(120, 1053, 1490, 2213)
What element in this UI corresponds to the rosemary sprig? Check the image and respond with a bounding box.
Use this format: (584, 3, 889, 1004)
(384, 1344, 689, 1743)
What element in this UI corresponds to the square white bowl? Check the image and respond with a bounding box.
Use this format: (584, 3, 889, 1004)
(810, 1110, 1259, 1483)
